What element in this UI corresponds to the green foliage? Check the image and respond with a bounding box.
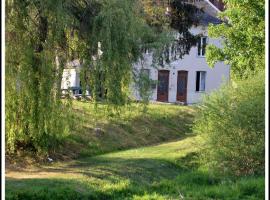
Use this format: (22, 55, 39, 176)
(140, 0, 201, 66)
(77, 0, 201, 111)
(75, 0, 149, 112)
(140, 0, 170, 30)
(133, 70, 157, 111)
(206, 0, 265, 78)
(200, 0, 265, 178)
(193, 72, 265, 176)
(5, 0, 216, 155)
(5, 0, 74, 154)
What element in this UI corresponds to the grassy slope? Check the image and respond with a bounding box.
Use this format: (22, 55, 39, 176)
(58, 101, 195, 159)
(6, 102, 264, 199)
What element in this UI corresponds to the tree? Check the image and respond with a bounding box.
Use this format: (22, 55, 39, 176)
(79, 0, 201, 110)
(193, 0, 265, 176)
(5, 0, 85, 154)
(6, 0, 203, 153)
(140, 0, 201, 65)
(206, 0, 265, 78)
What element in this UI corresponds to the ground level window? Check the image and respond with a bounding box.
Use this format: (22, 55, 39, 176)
(196, 71, 206, 92)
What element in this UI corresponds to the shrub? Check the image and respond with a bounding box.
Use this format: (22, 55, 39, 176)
(133, 68, 157, 111)
(193, 72, 265, 176)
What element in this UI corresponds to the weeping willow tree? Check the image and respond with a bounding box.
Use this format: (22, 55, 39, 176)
(5, 0, 80, 154)
(5, 0, 146, 153)
(78, 0, 201, 110)
(6, 0, 202, 154)
(76, 0, 155, 114)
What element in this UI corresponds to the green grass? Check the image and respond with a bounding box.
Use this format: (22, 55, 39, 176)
(58, 101, 196, 158)
(6, 102, 265, 199)
(6, 136, 264, 200)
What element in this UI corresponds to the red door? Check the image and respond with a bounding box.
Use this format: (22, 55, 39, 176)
(157, 70, 169, 102)
(176, 71, 188, 103)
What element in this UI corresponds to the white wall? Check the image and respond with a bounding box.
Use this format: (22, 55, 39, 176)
(61, 67, 91, 95)
(132, 26, 230, 104)
(61, 26, 230, 103)
(61, 68, 80, 89)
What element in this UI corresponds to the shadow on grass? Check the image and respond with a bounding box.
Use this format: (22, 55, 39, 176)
(5, 154, 212, 200)
(66, 103, 196, 159)
(6, 152, 264, 200)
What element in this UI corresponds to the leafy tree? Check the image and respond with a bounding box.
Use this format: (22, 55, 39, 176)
(77, 0, 148, 112)
(78, 0, 201, 110)
(5, 0, 86, 154)
(194, 0, 266, 177)
(206, 0, 265, 78)
(5, 0, 204, 153)
(140, 0, 201, 65)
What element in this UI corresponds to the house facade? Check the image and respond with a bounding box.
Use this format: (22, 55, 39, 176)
(132, 0, 229, 104)
(61, 0, 229, 104)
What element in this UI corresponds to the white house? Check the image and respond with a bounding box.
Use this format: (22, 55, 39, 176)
(61, 0, 230, 104)
(132, 0, 229, 104)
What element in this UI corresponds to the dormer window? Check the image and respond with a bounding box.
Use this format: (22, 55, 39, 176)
(197, 36, 207, 57)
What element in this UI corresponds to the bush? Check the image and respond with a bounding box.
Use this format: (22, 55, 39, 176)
(193, 72, 265, 176)
(133, 69, 157, 112)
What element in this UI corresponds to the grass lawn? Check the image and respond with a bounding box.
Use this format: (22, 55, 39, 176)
(5, 102, 264, 199)
(57, 101, 196, 159)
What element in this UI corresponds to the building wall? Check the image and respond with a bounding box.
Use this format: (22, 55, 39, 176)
(61, 68, 80, 89)
(61, 67, 91, 95)
(61, 25, 230, 103)
(132, 25, 230, 104)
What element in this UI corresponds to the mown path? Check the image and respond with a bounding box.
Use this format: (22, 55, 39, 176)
(6, 135, 264, 200)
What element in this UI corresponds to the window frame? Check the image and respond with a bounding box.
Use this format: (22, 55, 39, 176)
(197, 36, 208, 57)
(195, 71, 206, 92)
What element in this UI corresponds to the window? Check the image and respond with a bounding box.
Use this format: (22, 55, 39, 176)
(196, 71, 206, 92)
(197, 37, 207, 57)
